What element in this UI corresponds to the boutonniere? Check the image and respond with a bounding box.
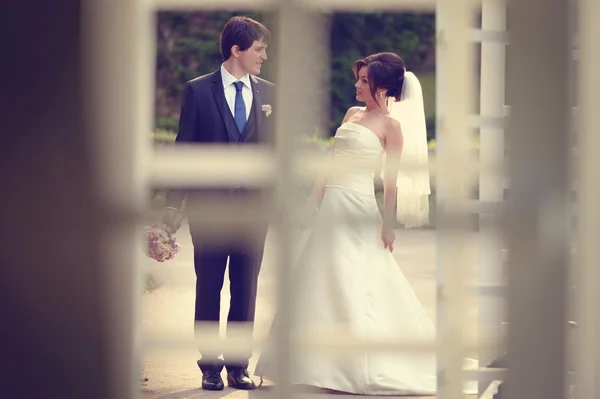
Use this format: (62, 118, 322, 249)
(262, 104, 272, 117)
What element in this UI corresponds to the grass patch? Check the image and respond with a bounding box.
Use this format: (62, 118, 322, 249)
(418, 72, 436, 119)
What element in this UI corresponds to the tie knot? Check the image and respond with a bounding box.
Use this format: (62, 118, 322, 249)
(234, 81, 244, 92)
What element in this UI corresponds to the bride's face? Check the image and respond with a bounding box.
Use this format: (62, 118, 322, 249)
(354, 67, 371, 102)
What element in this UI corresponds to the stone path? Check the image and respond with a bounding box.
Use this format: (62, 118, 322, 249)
(141, 226, 480, 399)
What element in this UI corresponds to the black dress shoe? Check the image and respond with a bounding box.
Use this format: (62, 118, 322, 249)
(199, 365, 224, 391)
(227, 368, 256, 390)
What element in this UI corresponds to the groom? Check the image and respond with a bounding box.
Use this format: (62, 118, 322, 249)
(163, 16, 275, 391)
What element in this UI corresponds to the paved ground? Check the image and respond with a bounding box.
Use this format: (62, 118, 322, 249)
(140, 225, 480, 399)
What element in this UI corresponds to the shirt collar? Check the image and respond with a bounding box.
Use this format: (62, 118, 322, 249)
(221, 64, 251, 89)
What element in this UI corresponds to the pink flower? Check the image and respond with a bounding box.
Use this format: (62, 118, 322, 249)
(144, 224, 181, 262)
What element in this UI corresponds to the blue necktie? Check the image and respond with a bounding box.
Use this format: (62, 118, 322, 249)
(233, 81, 246, 133)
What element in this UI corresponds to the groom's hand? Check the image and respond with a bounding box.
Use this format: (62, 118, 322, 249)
(163, 208, 182, 234)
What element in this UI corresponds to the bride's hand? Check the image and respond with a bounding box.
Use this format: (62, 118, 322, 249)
(303, 198, 320, 221)
(305, 196, 320, 212)
(381, 226, 396, 252)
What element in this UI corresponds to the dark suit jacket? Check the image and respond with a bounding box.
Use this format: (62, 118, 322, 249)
(165, 69, 276, 211)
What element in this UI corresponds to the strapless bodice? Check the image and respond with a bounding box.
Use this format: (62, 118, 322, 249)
(326, 123, 385, 195)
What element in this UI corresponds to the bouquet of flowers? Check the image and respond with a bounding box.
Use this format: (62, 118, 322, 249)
(144, 224, 181, 262)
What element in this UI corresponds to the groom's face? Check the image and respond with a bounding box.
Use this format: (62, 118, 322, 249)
(238, 39, 268, 76)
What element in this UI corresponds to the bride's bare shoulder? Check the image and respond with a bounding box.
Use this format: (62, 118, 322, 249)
(383, 115, 403, 139)
(383, 115, 402, 141)
(342, 106, 363, 123)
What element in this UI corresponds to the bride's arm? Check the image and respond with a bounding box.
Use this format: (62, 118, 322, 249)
(382, 119, 404, 229)
(306, 107, 360, 208)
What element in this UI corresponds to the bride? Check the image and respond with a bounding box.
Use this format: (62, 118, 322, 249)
(254, 52, 477, 396)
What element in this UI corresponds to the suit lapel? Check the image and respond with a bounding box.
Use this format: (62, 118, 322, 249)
(242, 76, 263, 141)
(211, 70, 241, 142)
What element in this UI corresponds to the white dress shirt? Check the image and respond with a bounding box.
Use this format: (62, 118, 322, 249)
(220, 64, 252, 120)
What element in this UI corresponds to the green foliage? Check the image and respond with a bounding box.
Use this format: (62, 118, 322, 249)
(151, 10, 441, 224)
(418, 73, 436, 118)
(155, 11, 269, 129)
(297, 130, 335, 153)
(149, 129, 334, 209)
(152, 129, 334, 148)
(156, 116, 178, 132)
(154, 129, 177, 145)
(155, 11, 437, 139)
(426, 115, 436, 142)
(149, 130, 431, 226)
(328, 13, 435, 133)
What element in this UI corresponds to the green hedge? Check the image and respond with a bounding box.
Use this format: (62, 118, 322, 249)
(152, 129, 335, 149)
(154, 129, 177, 145)
(154, 12, 437, 138)
(149, 130, 334, 209)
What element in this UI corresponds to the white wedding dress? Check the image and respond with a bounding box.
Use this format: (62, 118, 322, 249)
(254, 122, 478, 396)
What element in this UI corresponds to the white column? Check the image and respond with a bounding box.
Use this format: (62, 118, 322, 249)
(83, 0, 154, 397)
(576, 0, 600, 397)
(478, 0, 507, 369)
(504, 0, 570, 397)
(271, 4, 326, 398)
(436, 0, 476, 397)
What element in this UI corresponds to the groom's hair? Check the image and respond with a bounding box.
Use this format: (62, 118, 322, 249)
(220, 16, 271, 61)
